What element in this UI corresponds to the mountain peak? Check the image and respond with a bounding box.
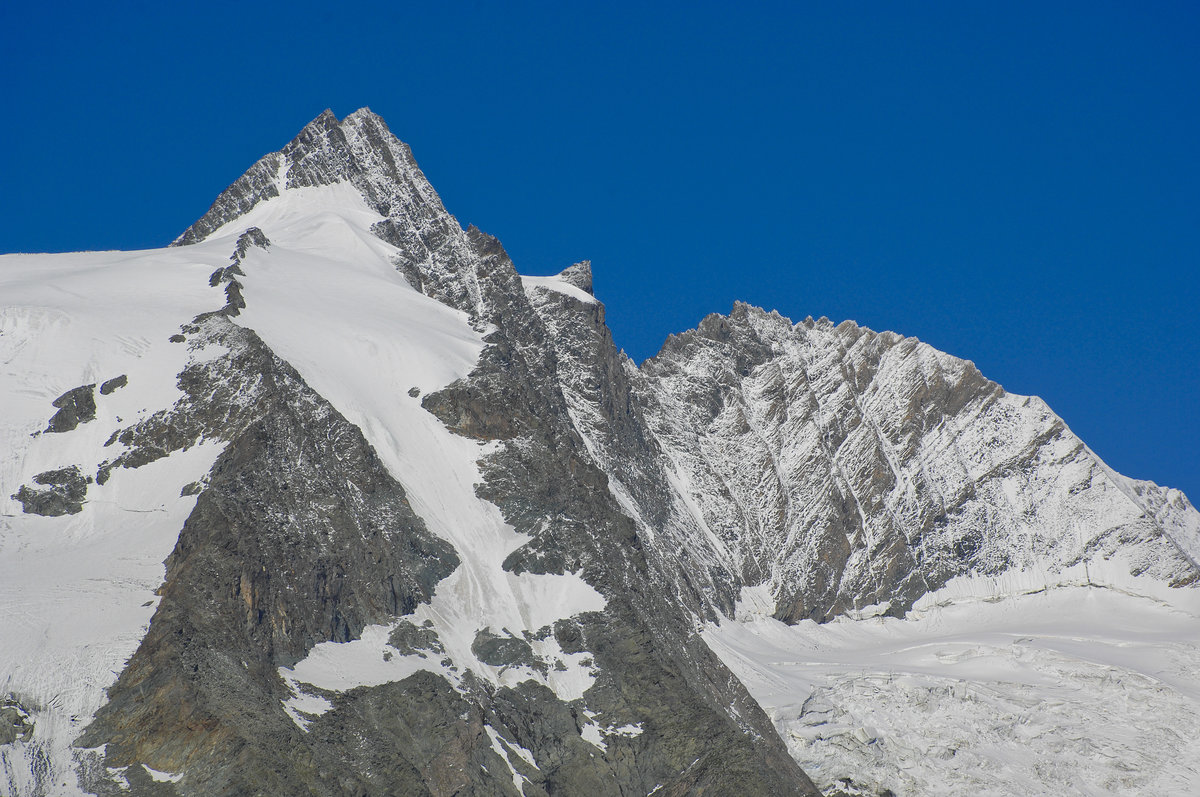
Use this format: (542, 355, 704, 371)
(305, 107, 340, 130)
(174, 109, 509, 322)
(174, 107, 419, 246)
(4, 105, 1199, 797)
(343, 106, 383, 124)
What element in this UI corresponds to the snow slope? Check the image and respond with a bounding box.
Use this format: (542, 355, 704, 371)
(0, 245, 233, 794)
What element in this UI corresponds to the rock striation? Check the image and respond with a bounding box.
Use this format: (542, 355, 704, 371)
(633, 305, 1198, 621)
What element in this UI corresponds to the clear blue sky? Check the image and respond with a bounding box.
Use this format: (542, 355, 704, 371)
(3, 2, 1197, 500)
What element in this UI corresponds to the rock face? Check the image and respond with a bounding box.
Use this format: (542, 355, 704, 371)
(0, 699, 34, 746)
(1, 108, 1196, 797)
(76, 314, 462, 795)
(632, 306, 1199, 622)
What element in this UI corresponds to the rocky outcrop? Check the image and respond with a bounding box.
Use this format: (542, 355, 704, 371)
(422, 239, 817, 794)
(0, 699, 34, 746)
(99, 375, 127, 395)
(12, 465, 89, 516)
(45, 384, 97, 433)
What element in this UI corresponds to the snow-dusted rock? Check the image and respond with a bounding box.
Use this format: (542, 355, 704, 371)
(636, 303, 1197, 622)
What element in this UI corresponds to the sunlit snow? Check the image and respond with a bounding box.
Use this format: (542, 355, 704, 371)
(705, 563, 1200, 795)
(0, 243, 234, 795)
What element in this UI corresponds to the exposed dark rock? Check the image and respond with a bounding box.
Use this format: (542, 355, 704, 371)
(557, 260, 593, 295)
(190, 231, 264, 324)
(99, 374, 128, 395)
(552, 619, 586, 655)
(13, 466, 88, 516)
(422, 234, 818, 795)
(387, 620, 444, 657)
(303, 672, 512, 796)
(471, 629, 539, 671)
(45, 384, 96, 433)
(233, 226, 271, 259)
(77, 314, 460, 795)
(0, 699, 34, 745)
(221, 279, 245, 315)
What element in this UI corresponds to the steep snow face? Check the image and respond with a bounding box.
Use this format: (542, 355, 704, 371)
(202, 184, 607, 715)
(0, 244, 235, 795)
(637, 304, 1199, 623)
(704, 565, 1200, 795)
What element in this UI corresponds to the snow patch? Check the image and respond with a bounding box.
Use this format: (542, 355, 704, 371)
(281, 624, 451, 694)
(281, 687, 335, 731)
(580, 720, 606, 752)
(577, 711, 642, 752)
(521, 274, 597, 305)
(142, 765, 184, 784)
(610, 723, 643, 738)
(484, 725, 536, 793)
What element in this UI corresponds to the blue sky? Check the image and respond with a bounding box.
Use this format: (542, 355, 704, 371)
(3, 1, 1197, 499)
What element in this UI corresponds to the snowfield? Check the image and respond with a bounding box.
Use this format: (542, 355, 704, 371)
(705, 563, 1200, 795)
(0, 244, 233, 794)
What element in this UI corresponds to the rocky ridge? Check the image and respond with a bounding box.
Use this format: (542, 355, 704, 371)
(634, 304, 1198, 621)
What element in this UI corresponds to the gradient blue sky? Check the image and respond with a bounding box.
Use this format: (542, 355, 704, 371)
(3, 2, 1197, 499)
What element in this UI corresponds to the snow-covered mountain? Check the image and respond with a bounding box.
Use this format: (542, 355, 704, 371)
(2, 108, 1197, 796)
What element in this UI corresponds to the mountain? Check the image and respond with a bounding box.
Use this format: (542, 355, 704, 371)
(2, 108, 1197, 796)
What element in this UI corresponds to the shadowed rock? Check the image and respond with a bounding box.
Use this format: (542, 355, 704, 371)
(99, 375, 128, 395)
